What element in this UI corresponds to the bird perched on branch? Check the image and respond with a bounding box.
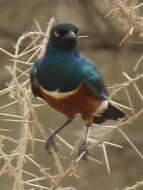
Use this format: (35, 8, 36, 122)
(30, 23, 126, 158)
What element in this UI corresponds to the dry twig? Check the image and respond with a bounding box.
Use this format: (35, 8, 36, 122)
(0, 2, 143, 188)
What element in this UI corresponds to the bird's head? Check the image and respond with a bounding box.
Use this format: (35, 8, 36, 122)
(49, 23, 79, 50)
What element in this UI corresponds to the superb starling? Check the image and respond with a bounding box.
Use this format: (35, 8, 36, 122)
(30, 23, 126, 156)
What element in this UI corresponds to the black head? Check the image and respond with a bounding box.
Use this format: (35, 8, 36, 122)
(49, 23, 79, 50)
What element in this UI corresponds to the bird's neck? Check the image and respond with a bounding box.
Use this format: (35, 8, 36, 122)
(46, 43, 79, 57)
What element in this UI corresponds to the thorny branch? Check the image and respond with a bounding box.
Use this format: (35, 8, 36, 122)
(0, 1, 143, 189)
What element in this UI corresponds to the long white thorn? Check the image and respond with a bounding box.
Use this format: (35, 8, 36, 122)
(102, 143, 111, 174)
(104, 141, 124, 149)
(118, 129, 143, 159)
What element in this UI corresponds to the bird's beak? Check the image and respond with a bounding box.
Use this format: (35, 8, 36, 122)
(64, 31, 77, 39)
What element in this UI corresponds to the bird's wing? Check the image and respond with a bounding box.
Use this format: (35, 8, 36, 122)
(81, 58, 108, 100)
(30, 64, 41, 97)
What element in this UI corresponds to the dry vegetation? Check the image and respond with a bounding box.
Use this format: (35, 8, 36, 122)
(0, 1, 143, 190)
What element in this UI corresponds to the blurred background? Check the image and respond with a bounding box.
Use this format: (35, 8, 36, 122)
(0, 0, 143, 190)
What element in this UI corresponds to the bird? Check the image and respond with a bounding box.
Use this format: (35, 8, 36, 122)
(30, 23, 126, 158)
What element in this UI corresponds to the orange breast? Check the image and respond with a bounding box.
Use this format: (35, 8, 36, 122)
(39, 84, 101, 123)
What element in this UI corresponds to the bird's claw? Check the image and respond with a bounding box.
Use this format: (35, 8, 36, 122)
(78, 143, 91, 161)
(45, 137, 58, 154)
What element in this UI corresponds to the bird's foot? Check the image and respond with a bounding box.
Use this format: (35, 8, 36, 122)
(45, 137, 58, 154)
(78, 142, 92, 161)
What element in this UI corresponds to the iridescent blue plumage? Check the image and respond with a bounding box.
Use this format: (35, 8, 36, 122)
(34, 44, 108, 99)
(35, 45, 82, 92)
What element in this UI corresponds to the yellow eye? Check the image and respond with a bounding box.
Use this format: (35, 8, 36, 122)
(54, 31, 60, 37)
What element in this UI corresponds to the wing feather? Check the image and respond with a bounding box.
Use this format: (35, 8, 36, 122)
(82, 59, 108, 100)
(30, 65, 41, 97)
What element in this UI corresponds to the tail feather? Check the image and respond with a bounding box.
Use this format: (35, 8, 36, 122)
(94, 102, 126, 124)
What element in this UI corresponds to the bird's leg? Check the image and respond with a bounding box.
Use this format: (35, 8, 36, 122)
(45, 119, 72, 154)
(78, 125, 92, 160)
